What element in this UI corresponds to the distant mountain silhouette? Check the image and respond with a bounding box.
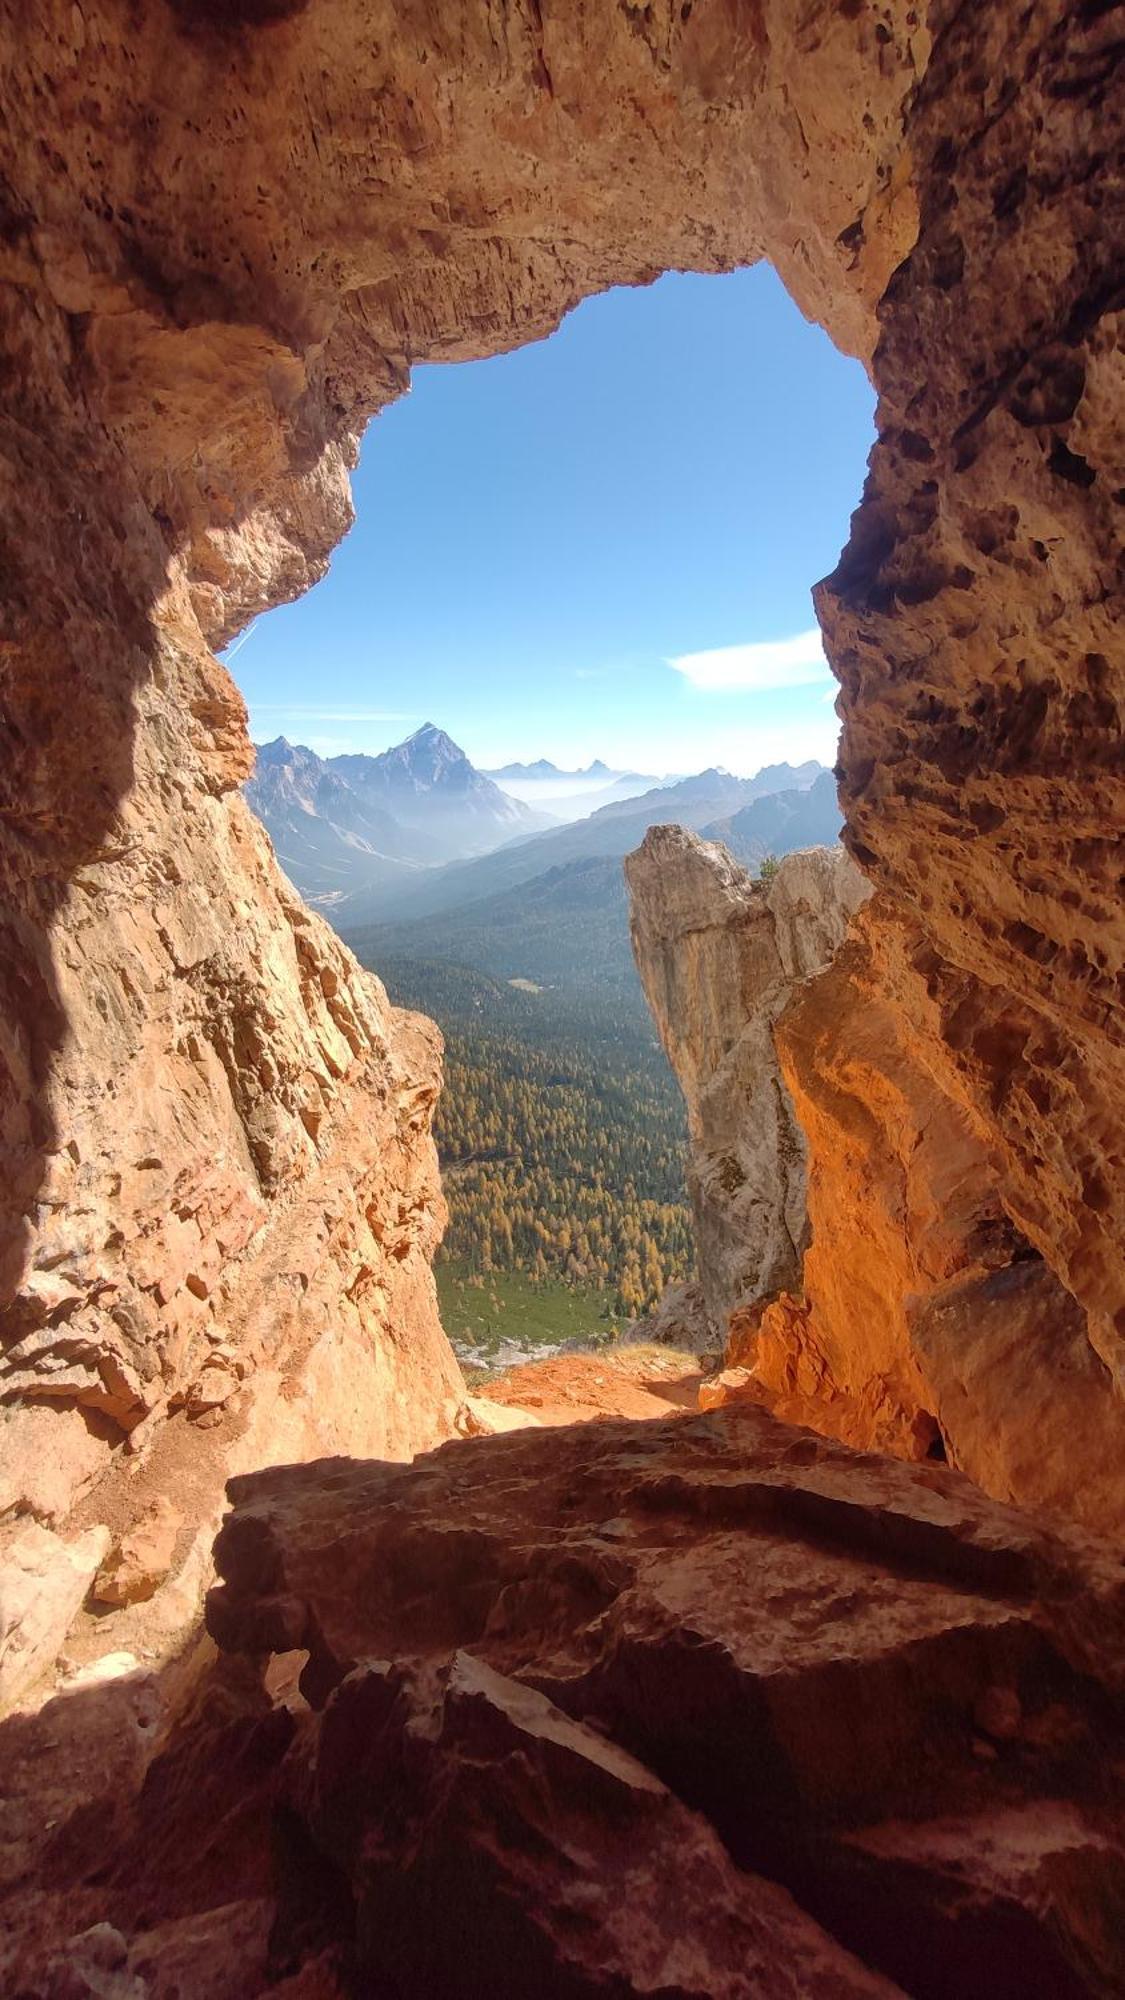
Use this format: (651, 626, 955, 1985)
(485, 760, 669, 826)
(333, 758, 829, 925)
(703, 767, 842, 866)
(331, 724, 549, 857)
(484, 756, 616, 781)
(245, 725, 551, 905)
(245, 737, 422, 903)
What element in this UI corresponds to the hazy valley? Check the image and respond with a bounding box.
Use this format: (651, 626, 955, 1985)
(246, 723, 840, 1360)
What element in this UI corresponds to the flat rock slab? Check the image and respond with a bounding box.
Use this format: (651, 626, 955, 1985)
(203, 1403, 1125, 1997)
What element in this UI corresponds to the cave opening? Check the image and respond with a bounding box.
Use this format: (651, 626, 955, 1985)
(228, 262, 875, 1382)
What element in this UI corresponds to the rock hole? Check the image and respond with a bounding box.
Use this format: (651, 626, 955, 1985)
(1047, 438, 1096, 488)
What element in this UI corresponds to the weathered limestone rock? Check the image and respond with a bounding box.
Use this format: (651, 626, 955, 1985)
(6, 1406, 1123, 1995)
(0, 1522, 110, 1710)
(626, 1278, 716, 1355)
(822, 2, 1125, 1373)
(293, 1648, 898, 2000)
(626, 832, 870, 1338)
(629, 842, 1125, 1528)
(93, 1499, 184, 1610)
(0, 878, 464, 1678)
(202, 1409, 1123, 1997)
(749, 898, 1125, 1528)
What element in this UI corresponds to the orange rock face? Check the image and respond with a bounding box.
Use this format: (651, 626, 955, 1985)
(822, 2, 1125, 1372)
(630, 836, 1125, 1528)
(753, 899, 1125, 1528)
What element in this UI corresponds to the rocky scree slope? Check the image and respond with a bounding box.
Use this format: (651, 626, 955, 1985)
(3, 1404, 1123, 1997)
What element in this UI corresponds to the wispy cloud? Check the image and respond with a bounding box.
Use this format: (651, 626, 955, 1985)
(573, 652, 646, 683)
(667, 628, 832, 694)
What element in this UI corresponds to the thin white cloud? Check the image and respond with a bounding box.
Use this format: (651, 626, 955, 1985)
(667, 627, 832, 693)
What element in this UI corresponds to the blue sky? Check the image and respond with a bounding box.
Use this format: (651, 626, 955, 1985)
(231, 264, 875, 777)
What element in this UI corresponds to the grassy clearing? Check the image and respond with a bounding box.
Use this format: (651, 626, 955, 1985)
(436, 1261, 623, 1364)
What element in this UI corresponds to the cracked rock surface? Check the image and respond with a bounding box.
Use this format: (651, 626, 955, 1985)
(10, 1407, 1123, 1996)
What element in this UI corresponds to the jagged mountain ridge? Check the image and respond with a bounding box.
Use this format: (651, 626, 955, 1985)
(244, 736, 425, 902)
(333, 757, 831, 926)
(245, 724, 552, 901)
(588, 760, 823, 823)
(331, 723, 551, 852)
(705, 767, 842, 866)
(246, 733, 831, 922)
(483, 756, 616, 781)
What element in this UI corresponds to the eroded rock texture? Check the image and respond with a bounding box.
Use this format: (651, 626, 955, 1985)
(626, 833, 871, 1340)
(755, 898, 1125, 1529)
(8, 1407, 1116, 1998)
(823, 3, 1124, 1375)
(628, 833, 1125, 1528)
(5, 1408, 1124, 1996)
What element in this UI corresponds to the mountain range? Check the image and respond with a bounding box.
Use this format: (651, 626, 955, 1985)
(245, 725, 551, 903)
(483, 757, 615, 782)
(482, 757, 671, 824)
(345, 771, 843, 1011)
(330, 758, 830, 926)
(244, 722, 836, 930)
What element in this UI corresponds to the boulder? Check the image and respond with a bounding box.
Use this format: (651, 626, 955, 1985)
(0, 1522, 110, 1711)
(93, 1500, 184, 1609)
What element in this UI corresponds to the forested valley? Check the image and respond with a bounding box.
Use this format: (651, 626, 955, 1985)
(353, 939, 696, 1345)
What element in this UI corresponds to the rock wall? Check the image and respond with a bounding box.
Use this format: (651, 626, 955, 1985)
(627, 834, 1125, 1528)
(823, 0, 1124, 1378)
(757, 898, 1125, 1529)
(626, 832, 871, 1340)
